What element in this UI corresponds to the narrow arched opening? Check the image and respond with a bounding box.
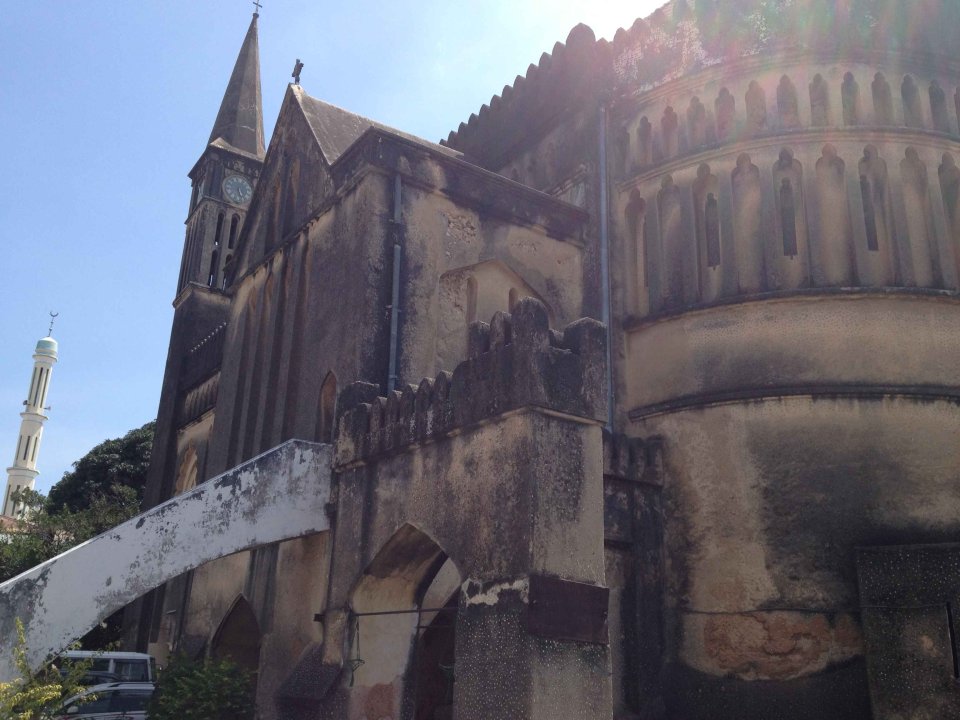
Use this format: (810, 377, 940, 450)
(317, 371, 338, 443)
(210, 595, 261, 703)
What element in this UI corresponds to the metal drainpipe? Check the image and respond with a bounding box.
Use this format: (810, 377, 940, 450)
(387, 173, 403, 393)
(599, 102, 614, 430)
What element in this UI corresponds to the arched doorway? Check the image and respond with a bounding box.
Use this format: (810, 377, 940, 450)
(412, 558, 460, 720)
(348, 525, 462, 720)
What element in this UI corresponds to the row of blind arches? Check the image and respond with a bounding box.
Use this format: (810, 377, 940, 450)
(625, 144, 960, 310)
(624, 72, 960, 172)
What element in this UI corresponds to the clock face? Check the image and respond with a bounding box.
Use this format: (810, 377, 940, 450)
(222, 175, 253, 205)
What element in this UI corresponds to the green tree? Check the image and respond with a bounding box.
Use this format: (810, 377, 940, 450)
(147, 655, 254, 720)
(0, 485, 140, 584)
(0, 422, 153, 648)
(0, 620, 91, 720)
(46, 421, 154, 515)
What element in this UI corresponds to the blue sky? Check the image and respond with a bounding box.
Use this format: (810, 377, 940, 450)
(0, 0, 660, 495)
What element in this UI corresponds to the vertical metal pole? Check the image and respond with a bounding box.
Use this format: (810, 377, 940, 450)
(387, 174, 402, 393)
(599, 102, 614, 430)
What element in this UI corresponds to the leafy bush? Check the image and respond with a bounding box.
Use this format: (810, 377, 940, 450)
(0, 620, 91, 720)
(147, 655, 254, 720)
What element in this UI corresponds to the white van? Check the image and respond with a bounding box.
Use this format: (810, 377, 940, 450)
(58, 651, 157, 683)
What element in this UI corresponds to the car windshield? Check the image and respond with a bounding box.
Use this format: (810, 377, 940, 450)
(114, 661, 149, 681)
(62, 690, 112, 714)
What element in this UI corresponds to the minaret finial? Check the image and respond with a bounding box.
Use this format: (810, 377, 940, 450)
(48, 311, 58, 336)
(253, 0, 262, 16)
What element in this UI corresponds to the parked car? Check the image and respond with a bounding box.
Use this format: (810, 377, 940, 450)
(55, 681, 154, 719)
(57, 651, 157, 683)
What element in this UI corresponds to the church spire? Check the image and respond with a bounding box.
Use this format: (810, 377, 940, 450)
(208, 13, 265, 158)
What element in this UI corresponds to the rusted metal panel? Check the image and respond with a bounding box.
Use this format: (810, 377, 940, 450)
(527, 574, 609, 645)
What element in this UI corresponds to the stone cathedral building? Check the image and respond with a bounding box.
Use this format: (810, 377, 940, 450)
(128, 1, 960, 718)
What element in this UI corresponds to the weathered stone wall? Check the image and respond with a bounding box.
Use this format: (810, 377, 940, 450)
(305, 299, 611, 720)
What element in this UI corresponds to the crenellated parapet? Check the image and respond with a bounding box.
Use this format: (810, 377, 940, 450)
(335, 297, 606, 466)
(441, 23, 611, 169)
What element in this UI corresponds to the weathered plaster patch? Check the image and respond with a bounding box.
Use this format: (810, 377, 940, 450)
(462, 577, 530, 607)
(681, 611, 862, 681)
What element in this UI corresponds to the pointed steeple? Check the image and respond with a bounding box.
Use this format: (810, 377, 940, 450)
(208, 13, 265, 158)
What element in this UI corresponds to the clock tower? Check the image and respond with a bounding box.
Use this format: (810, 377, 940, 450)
(176, 12, 265, 295)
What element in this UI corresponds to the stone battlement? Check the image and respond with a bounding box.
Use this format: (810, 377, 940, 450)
(335, 297, 606, 466)
(442, 23, 610, 168)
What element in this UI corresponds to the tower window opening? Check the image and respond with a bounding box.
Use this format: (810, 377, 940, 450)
(31, 438, 38, 464)
(860, 175, 880, 251)
(22, 437, 30, 462)
(214, 212, 225, 247)
(780, 178, 798, 256)
(208, 249, 220, 288)
(948, 602, 960, 680)
(228, 215, 239, 249)
(705, 193, 721, 267)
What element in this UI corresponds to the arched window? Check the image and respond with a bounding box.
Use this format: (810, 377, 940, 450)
(930, 81, 950, 133)
(214, 212, 225, 247)
(228, 215, 240, 249)
(779, 178, 798, 256)
(902, 75, 923, 128)
(842, 73, 860, 126)
(317, 372, 338, 443)
(873, 73, 894, 124)
(208, 248, 220, 287)
(777, 75, 800, 129)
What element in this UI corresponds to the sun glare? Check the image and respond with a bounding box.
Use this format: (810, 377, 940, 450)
(565, 0, 666, 40)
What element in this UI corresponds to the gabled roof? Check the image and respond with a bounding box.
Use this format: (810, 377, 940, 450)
(207, 13, 265, 158)
(292, 86, 462, 165)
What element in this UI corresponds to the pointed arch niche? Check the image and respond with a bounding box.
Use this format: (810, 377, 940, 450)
(435, 260, 554, 373)
(348, 524, 463, 720)
(316, 371, 338, 443)
(210, 595, 262, 699)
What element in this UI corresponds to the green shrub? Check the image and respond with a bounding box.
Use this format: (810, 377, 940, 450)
(0, 620, 91, 720)
(147, 655, 254, 720)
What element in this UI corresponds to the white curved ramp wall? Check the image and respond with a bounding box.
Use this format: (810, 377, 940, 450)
(0, 440, 332, 680)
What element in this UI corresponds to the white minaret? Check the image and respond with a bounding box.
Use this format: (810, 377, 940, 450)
(3, 317, 59, 517)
